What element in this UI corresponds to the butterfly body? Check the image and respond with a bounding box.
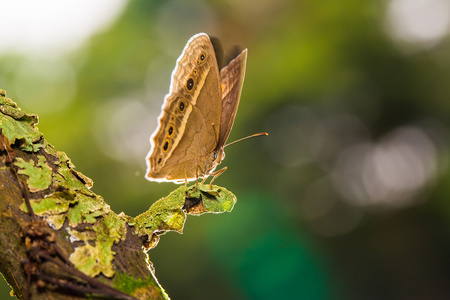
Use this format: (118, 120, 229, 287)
(146, 33, 247, 184)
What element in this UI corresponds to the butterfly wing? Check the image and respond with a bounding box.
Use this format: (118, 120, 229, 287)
(216, 49, 247, 149)
(146, 33, 222, 183)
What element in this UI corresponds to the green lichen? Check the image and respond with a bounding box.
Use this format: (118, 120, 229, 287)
(101, 212, 128, 242)
(131, 184, 237, 241)
(0, 88, 127, 278)
(67, 194, 108, 226)
(1, 89, 238, 296)
(131, 187, 187, 237)
(19, 191, 76, 215)
(0, 90, 126, 280)
(0, 95, 42, 152)
(185, 185, 236, 214)
(13, 138, 126, 278)
(40, 139, 60, 158)
(14, 156, 52, 192)
(112, 272, 169, 300)
(69, 242, 115, 277)
(0, 115, 42, 152)
(53, 151, 94, 193)
(69, 213, 127, 277)
(16, 151, 106, 229)
(19, 189, 77, 229)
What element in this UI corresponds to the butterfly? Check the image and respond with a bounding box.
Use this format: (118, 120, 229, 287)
(145, 33, 263, 187)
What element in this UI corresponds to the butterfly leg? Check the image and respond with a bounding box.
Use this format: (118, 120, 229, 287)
(194, 165, 200, 192)
(207, 166, 227, 189)
(200, 164, 213, 185)
(193, 164, 204, 192)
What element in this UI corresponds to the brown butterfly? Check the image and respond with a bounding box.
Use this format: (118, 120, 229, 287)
(145, 33, 250, 186)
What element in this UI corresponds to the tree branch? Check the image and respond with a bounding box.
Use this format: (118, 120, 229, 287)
(0, 89, 236, 299)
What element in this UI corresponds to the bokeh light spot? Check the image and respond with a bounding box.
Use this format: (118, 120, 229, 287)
(94, 97, 153, 165)
(333, 126, 442, 208)
(13, 57, 77, 114)
(385, 0, 450, 49)
(0, 0, 127, 55)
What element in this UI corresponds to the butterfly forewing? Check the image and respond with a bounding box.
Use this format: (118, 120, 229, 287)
(146, 33, 222, 182)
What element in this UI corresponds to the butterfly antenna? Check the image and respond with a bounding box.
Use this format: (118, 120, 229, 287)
(224, 132, 268, 148)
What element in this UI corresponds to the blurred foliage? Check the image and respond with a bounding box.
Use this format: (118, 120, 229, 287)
(2, 0, 450, 299)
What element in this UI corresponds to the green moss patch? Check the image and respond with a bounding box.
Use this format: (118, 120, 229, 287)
(131, 184, 236, 248)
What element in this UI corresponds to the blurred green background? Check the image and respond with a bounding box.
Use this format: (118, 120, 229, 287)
(2, 0, 450, 299)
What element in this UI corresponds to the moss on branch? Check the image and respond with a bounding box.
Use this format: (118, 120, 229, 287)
(0, 89, 236, 300)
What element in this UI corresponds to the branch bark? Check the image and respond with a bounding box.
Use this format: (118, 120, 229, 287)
(0, 89, 236, 299)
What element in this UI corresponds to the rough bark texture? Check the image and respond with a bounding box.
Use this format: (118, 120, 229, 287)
(0, 89, 237, 300)
(0, 90, 166, 300)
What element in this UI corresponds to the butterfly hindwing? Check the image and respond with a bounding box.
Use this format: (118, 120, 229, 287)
(217, 49, 248, 149)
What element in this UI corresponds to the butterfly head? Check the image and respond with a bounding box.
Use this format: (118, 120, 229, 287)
(207, 148, 225, 170)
